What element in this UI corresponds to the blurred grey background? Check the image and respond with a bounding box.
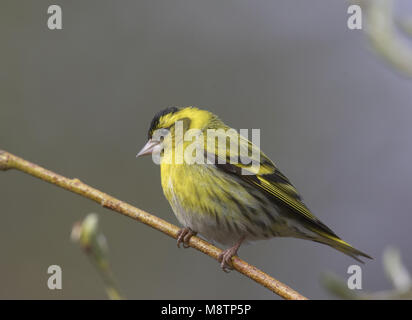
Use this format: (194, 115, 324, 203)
(1, 0, 412, 299)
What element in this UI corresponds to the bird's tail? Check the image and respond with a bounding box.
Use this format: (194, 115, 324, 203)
(310, 229, 372, 263)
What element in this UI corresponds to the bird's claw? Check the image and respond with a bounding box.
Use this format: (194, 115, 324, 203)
(218, 248, 237, 272)
(217, 236, 245, 272)
(177, 227, 196, 248)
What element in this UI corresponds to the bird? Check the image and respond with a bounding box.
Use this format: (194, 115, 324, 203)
(137, 106, 372, 271)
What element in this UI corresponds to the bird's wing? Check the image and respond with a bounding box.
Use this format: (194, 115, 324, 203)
(203, 129, 338, 237)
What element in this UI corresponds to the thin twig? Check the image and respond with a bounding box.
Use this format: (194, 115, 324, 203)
(71, 213, 123, 300)
(0, 149, 307, 300)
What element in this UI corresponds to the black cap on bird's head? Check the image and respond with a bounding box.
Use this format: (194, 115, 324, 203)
(137, 106, 218, 157)
(136, 106, 180, 158)
(147, 106, 180, 139)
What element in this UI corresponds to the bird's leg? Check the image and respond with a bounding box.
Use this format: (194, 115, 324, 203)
(177, 227, 197, 248)
(218, 236, 246, 272)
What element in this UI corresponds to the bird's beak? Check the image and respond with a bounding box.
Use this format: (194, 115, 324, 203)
(136, 139, 160, 158)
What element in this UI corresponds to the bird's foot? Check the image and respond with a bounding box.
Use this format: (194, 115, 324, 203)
(177, 227, 197, 248)
(218, 247, 237, 272)
(217, 237, 245, 272)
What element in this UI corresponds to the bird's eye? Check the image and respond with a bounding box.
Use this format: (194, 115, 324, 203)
(152, 128, 170, 142)
(159, 128, 170, 136)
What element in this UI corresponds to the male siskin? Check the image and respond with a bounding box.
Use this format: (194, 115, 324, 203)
(137, 106, 371, 271)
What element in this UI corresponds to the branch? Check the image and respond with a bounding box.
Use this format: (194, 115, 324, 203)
(71, 213, 123, 300)
(0, 149, 307, 300)
(322, 247, 412, 300)
(353, 0, 412, 77)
